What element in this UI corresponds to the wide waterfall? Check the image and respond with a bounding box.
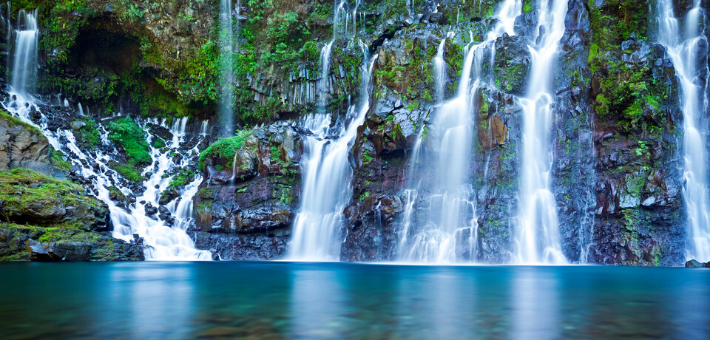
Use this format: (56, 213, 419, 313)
(289, 45, 377, 261)
(3, 9, 211, 261)
(219, 0, 235, 136)
(658, 0, 710, 262)
(10, 8, 38, 95)
(515, 0, 568, 264)
(397, 0, 521, 263)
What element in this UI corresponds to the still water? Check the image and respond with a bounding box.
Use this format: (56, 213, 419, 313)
(0, 263, 708, 339)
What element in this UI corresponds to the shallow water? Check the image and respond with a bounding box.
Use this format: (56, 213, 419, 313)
(0, 263, 708, 339)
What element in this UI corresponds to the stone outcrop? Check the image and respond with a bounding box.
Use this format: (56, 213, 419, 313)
(0, 225, 144, 261)
(191, 122, 301, 260)
(0, 111, 52, 175)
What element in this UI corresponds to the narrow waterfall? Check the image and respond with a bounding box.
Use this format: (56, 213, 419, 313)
(219, 0, 234, 136)
(289, 45, 377, 261)
(10, 8, 38, 96)
(658, 0, 710, 262)
(397, 0, 521, 263)
(515, 0, 568, 264)
(317, 41, 334, 114)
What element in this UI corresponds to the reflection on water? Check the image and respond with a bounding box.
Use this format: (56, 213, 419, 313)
(0, 263, 708, 339)
(511, 268, 559, 339)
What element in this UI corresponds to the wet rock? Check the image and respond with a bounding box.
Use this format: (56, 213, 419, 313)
(144, 202, 158, 216)
(493, 35, 531, 95)
(71, 121, 86, 130)
(685, 260, 709, 268)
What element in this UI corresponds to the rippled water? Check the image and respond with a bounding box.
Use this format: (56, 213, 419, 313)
(0, 263, 708, 339)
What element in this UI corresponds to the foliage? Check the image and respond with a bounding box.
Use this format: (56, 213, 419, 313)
(107, 117, 151, 164)
(73, 117, 101, 149)
(49, 149, 72, 172)
(198, 130, 252, 170)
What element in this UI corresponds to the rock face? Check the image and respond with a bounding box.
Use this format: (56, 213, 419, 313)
(0, 225, 144, 261)
(3, 0, 706, 266)
(191, 122, 301, 260)
(685, 260, 710, 268)
(0, 111, 52, 175)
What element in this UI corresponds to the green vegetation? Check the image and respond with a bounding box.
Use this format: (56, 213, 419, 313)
(0, 168, 103, 224)
(73, 117, 101, 149)
(108, 117, 150, 164)
(106, 117, 150, 181)
(198, 130, 252, 170)
(0, 110, 40, 134)
(168, 169, 195, 190)
(49, 149, 72, 172)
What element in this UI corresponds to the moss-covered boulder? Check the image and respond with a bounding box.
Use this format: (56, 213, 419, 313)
(0, 168, 108, 230)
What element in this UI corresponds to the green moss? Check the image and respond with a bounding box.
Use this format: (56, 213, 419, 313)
(0, 110, 40, 134)
(523, 0, 533, 13)
(168, 169, 195, 190)
(73, 117, 101, 149)
(359, 191, 370, 201)
(198, 130, 252, 170)
(109, 161, 144, 182)
(152, 137, 166, 149)
(0, 168, 103, 224)
(362, 149, 374, 166)
(107, 117, 151, 164)
(49, 149, 72, 172)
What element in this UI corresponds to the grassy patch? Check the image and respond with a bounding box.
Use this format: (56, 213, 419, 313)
(49, 148, 72, 172)
(73, 117, 101, 149)
(198, 130, 252, 170)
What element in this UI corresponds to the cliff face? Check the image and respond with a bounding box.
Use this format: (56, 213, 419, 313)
(5, 0, 708, 265)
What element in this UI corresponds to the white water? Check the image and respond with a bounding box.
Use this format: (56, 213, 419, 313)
(289, 44, 376, 261)
(318, 41, 334, 114)
(397, 0, 521, 263)
(3, 9, 210, 260)
(433, 38, 447, 102)
(515, 0, 568, 264)
(334, 0, 363, 37)
(11, 9, 38, 95)
(658, 0, 710, 262)
(219, 0, 234, 135)
(200, 120, 209, 136)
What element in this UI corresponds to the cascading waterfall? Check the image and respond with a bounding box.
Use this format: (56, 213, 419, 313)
(515, 0, 568, 264)
(657, 0, 710, 262)
(289, 44, 377, 261)
(318, 0, 362, 113)
(2, 9, 210, 260)
(10, 8, 38, 96)
(219, 0, 234, 136)
(397, 0, 521, 263)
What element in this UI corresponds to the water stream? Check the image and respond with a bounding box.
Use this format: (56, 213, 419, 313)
(289, 44, 377, 260)
(515, 0, 568, 264)
(3, 9, 211, 260)
(397, 0, 521, 263)
(658, 0, 710, 262)
(219, 0, 234, 136)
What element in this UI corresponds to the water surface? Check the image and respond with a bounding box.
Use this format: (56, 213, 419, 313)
(0, 263, 708, 339)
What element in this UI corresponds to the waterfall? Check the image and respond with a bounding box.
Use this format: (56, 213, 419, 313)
(515, 0, 568, 264)
(433, 38, 447, 103)
(657, 0, 710, 262)
(397, 0, 521, 263)
(289, 44, 377, 261)
(10, 8, 38, 96)
(219, 0, 234, 136)
(317, 41, 334, 114)
(2, 9, 211, 260)
(200, 120, 209, 136)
